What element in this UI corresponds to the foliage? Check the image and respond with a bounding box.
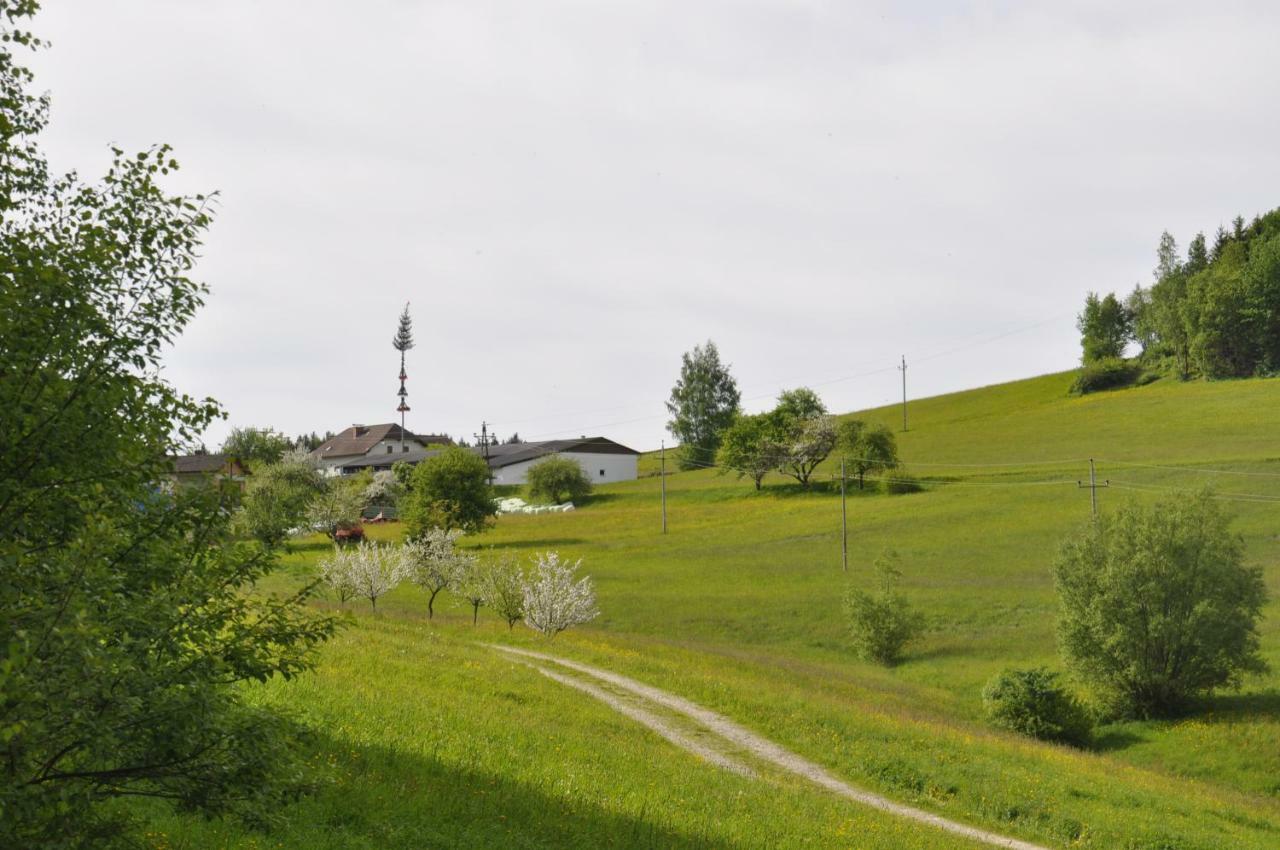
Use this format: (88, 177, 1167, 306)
(305, 474, 367, 540)
(220, 426, 295, 467)
(522, 552, 599, 638)
(776, 413, 836, 488)
(317, 546, 358, 606)
(454, 555, 489, 624)
(526, 454, 593, 504)
(1054, 490, 1268, 718)
(842, 550, 924, 665)
(364, 469, 404, 507)
(233, 453, 324, 549)
(837, 420, 899, 489)
(0, 5, 335, 844)
(1070, 356, 1143, 395)
(774, 386, 827, 420)
(879, 468, 923, 494)
(1127, 209, 1280, 379)
(1077, 291, 1131, 364)
(392, 302, 414, 353)
(401, 528, 473, 618)
(982, 668, 1093, 747)
(331, 541, 402, 611)
(717, 413, 784, 490)
(479, 552, 526, 629)
(666, 339, 741, 469)
(403, 446, 497, 535)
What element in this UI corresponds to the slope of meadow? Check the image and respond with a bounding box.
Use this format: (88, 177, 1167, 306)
(145, 371, 1280, 849)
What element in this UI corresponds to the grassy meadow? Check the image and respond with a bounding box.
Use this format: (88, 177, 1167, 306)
(143, 370, 1280, 849)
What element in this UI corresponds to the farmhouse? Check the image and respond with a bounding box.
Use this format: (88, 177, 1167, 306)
(335, 436, 641, 485)
(309, 423, 452, 476)
(168, 453, 250, 490)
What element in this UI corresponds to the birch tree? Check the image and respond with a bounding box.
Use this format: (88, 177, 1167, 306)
(522, 552, 599, 638)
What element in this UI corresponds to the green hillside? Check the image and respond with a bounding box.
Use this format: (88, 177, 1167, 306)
(145, 371, 1280, 849)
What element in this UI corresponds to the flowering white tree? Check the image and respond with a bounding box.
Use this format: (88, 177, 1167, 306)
(401, 527, 472, 619)
(480, 553, 525, 630)
(522, 552, 599, 638)
(317, 547, 357, 607)
(455, 557, 489, 625)
(343, 541, 403, 611)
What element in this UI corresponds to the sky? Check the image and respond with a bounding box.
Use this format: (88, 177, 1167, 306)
(26, 0, 1280, 451)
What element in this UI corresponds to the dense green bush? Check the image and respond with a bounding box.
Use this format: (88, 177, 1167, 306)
(1054, 490, 1267, 718)
(880, 469, 923, 494)
(1071, 357, 1143, 394)
(404, 447, 497, 535)
(526, 455, 593, 504)
(982, 668, 1093, 746)
(843, 551, 924, 665)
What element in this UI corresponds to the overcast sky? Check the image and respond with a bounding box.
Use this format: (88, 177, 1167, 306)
(28, 1, 1280, 450)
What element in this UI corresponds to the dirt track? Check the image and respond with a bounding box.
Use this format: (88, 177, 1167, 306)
(490, 644, 1051, 850)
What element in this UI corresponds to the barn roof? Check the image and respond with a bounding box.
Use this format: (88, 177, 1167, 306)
(171, 453, 239, 474)
(334, 437, 639, 473)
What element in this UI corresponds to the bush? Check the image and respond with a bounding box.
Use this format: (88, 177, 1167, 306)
(880, 469, 923, 494)
(403, 447, 497, 535)
(982, 668, 1093, 746)
(843, 550, 924, 665)
(526, 455, 593, 504)
(1054, 490, 1268, 718)
(1071, 357, 1142, 394)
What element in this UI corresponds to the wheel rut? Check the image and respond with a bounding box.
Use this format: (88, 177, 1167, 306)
(489, 643, 1052, 850)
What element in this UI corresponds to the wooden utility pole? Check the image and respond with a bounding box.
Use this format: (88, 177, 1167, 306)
(898, 355, 908, 431)
(841, 457, 848, 572)
(474, 422, 495, 484)
(660, 441, 668, 534)
(1077, 458, 1109, 516)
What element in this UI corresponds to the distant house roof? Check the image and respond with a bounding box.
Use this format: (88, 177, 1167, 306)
(310, 423, 453, 460)
(335, 437, 639, 474)
(170, 453, 245, 475)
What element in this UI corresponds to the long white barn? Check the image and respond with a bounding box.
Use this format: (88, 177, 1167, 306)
(336, 436, 640, 485)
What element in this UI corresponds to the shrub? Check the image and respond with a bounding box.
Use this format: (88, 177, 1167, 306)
(1054, 490, 1268, 718)
(1071, 357, 1142, 394)
(403, 447, 496, 535)
(880, 469, 923, 494)
(843, 550, 924, 665)
(982, 668, 1093, 746)
(526, 455, 593, 504)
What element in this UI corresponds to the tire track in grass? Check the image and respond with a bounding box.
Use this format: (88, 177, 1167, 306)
(490, 644, 1051, 850)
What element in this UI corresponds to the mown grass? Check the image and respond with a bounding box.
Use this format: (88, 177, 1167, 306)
(143, 369, 1280, 848)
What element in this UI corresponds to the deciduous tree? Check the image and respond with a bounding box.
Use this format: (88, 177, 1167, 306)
(401, 528, 473, 618)
(0, 6, 334, 844)
(666, 340, 741, 470)
(220, 426, 295, 467)
(403, 447, 497, 535)
(1054, 490, 1267, 718)
(522, 552, 599, 638)
(526, 454, 593, 504)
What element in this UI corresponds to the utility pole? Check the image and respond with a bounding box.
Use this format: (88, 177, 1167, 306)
(660, 441, 668, 534)
(1077, 458, 1109, 516)
(898, 355, 908, 432)
(474, 422, 495, 484)
(840, 457, 848, 572)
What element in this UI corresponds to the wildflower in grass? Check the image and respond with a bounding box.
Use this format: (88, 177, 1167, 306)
(522, 552, 599, 638)
(843, 549, 924, 665)
(401, 527, 473, 618)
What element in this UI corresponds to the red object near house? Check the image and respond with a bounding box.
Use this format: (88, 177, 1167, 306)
(334, 524, 365, 544)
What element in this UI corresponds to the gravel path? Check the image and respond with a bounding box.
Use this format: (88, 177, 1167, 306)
(491, 644, 1052, 850)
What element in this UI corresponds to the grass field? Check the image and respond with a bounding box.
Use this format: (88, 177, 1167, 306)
(141, 370, 1280, 849)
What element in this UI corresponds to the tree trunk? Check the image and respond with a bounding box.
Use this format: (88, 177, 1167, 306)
(427, 590, 438, 619)
(858, 471, 865, 490)
(472, 603, 479, 624)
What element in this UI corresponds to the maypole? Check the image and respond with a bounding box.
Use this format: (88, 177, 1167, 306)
(392, 303, 414, 450)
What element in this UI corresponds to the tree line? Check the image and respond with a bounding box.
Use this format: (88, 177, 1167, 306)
(1077, 206, 1280, 389)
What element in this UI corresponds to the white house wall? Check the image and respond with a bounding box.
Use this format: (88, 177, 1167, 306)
(491, 452, 638, 486)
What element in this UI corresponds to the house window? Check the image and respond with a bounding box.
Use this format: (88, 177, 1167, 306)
(386, 446, 393, 454)
(403, 445, 409, 452)
(599, 469, 605, 477)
